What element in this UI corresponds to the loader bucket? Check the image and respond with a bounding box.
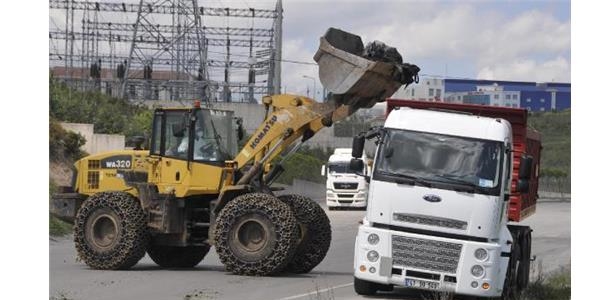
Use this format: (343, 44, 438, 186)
(313, 28, 418, 110)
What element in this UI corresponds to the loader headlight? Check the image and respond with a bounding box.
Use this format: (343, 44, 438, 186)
(367, 250, 379, 262)
(367, 233, 379, 245)
(471, 265, 485, 278)
(474, 248, 488, 261)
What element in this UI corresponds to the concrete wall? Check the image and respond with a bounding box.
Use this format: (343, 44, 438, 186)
(274, 179, 326, 203)
(92, 134, 125, 154)
(60, 122, 125, 155)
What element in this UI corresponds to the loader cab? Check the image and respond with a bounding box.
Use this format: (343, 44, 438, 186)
(150, 107, 238, 165)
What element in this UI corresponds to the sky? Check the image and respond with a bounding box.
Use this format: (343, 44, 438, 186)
(48, 0, 571, 100)
(276, 0, 571, 97)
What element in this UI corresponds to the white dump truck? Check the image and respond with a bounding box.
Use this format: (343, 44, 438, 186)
(322, 148, 370, 210)
(351, 100, 541, 299)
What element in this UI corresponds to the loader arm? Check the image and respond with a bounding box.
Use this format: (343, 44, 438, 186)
(234, 94, 354, 176)
(232, 27, 421, 186)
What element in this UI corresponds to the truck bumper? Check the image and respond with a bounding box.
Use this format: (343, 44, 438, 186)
(326, 191, 367, 208)
(353, 224, 509, 297)
(50, 192, 85, 224)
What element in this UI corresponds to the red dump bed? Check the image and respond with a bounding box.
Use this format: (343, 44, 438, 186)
(386, 99, 541, 222)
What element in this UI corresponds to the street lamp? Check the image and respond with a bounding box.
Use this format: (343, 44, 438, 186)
(302, 75, 316, 99)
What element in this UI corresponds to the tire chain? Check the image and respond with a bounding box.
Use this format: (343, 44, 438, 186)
(278, 194, 332, 273)
(147, 244, 211, 268)
(214, 193, 299, 276)
(74, 191, 149, 270)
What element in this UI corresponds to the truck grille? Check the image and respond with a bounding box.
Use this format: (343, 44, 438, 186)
(392, 235, 462, 274)
(393, 213, 468, 230)
(334, 182, 358, 190)
(337, 194, 354, 198)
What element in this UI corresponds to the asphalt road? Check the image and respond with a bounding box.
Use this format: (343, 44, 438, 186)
(50, 200, 570, 300)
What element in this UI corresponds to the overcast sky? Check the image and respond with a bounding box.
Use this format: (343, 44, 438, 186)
(274, 0, 571, 97)
(49, 0, 571, 98)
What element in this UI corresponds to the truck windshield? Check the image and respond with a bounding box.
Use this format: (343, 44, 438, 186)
(374, 129, 503, 192)
(329, 163, 351, 174)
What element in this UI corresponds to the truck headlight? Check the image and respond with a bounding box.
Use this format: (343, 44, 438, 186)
(367, 250, 379, 262)
(367, 234, 379, 245)
(471, 265, 485, 278)
(474, 248, 488, 261)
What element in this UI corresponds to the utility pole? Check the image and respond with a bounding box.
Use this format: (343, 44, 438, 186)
(302, 75, 316, 99)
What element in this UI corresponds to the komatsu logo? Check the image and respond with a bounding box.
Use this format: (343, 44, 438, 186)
(250, 115, 277, 149)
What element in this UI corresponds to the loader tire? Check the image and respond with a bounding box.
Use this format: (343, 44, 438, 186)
(214, 193, 299, 276)
(147, 244, 211, 268)
(278, 194, 332, 273)
(74, 191, 148, 270)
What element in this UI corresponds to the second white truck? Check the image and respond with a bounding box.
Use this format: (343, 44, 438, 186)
(322, 148, 370, 210)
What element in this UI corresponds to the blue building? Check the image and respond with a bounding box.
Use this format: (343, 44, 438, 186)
(444, 79, 570, 112)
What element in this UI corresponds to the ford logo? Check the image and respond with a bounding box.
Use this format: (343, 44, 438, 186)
(423, 194, 441, 203)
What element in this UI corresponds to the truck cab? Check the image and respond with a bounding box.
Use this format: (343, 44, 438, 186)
(322, 148, 370, 210)
(353, 104, 538, 299)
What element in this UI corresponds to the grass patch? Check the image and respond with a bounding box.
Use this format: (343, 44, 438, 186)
(520, 263, 571, 300)
(49, 178, 72, 237)
(50, 214, 72, 237)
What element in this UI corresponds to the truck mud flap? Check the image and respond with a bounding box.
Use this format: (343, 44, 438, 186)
(50, 192, 85, 224)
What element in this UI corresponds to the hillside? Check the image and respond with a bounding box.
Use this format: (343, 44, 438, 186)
(50, 77, 153, 143)
(528, 110, 571, 175)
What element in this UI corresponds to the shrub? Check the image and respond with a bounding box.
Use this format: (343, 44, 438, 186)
(49, 118, 87, 162)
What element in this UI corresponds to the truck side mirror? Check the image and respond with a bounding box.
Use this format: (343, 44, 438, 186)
(519, 155, 533, 179)
(321, 165, 326, 177)
(349, 158, 364, 173)
(352, 134, 365, 158)
(518, 179, 530, 194)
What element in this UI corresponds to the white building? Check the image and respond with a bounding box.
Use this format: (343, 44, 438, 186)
(391, 77, 444, 102)
(445, 83, 520, 108)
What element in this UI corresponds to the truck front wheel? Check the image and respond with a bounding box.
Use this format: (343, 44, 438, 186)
(517, 230, 532, 290)
(214, 193, 299, 276)
(354, 277, 379, 295)
(74, 191, 149, 270)
(278, 194, 332, 273)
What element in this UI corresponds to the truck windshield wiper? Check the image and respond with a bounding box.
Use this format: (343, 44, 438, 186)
(432, 175, 483, 193)
(379, 171, 431, 187)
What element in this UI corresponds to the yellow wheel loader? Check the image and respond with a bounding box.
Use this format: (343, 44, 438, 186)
(51, 28, 420, 275)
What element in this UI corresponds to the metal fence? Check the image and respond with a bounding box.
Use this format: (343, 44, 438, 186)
(539, 176, 571, 194)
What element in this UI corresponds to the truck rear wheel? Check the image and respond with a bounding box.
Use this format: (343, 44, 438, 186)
(278, 194, 331, 273)
(74, 191, 148, 270)
(214, 193, 299, 276)
(147, 244, 211, 268)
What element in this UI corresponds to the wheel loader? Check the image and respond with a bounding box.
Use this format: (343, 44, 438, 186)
(50, 28, 420, 275)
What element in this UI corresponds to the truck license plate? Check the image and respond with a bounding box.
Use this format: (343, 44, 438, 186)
(405, 278, 440, 290)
